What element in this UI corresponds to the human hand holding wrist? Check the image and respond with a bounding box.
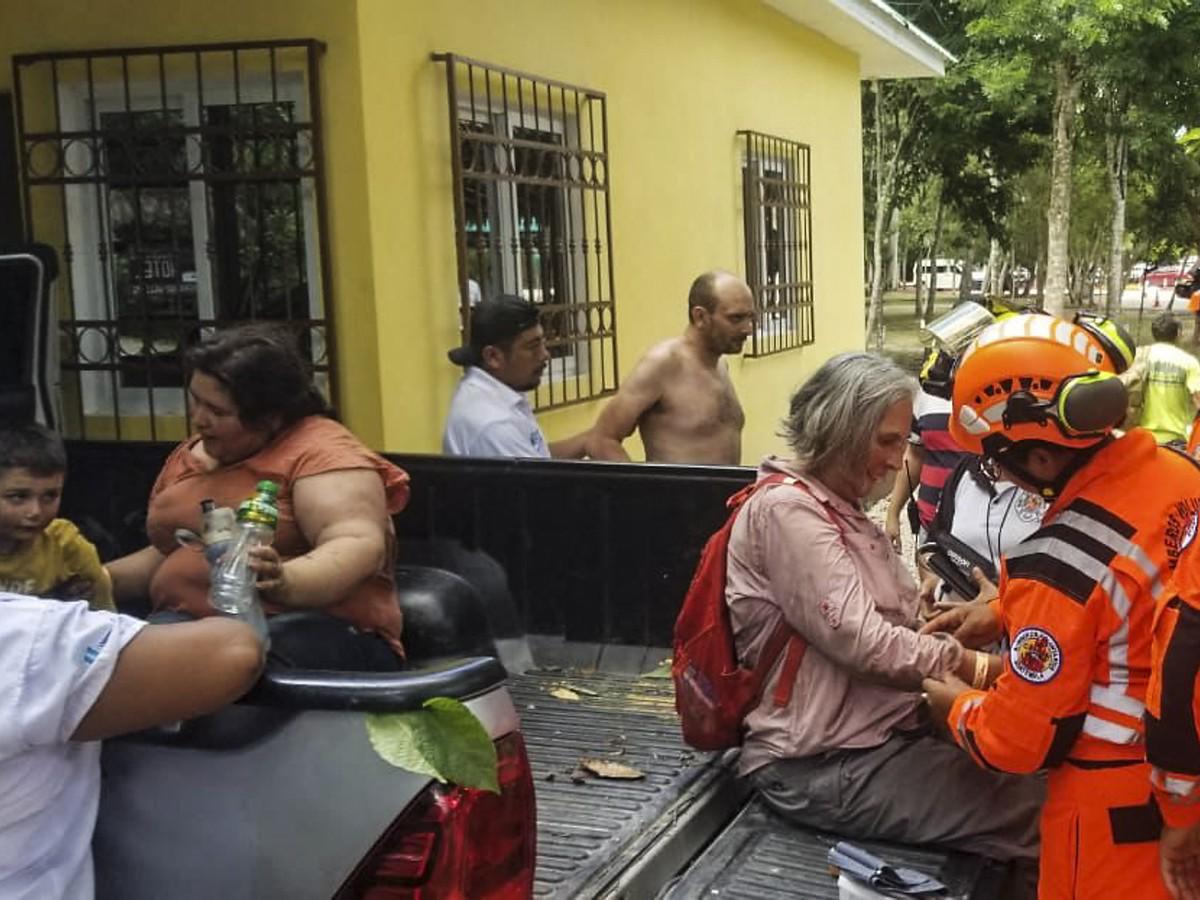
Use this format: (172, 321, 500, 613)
(922, 672, 970, 724)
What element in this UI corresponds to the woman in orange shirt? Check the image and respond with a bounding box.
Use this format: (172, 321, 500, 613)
(106, 325, 410, 670)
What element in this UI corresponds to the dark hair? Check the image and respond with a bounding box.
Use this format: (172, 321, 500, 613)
(1152, 313, 1180, 343)
(185, 324, 331, 430)
(448, 295, 541, 367)
(0, 422, 67, 476)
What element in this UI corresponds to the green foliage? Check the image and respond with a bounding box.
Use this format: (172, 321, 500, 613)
(880, 0, 1200, 303)
(1180, 128, 1200, 156)
(366, 697, 500, 794)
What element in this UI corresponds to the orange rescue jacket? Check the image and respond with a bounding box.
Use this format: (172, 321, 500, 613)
(1146, 539, 1200, 828)
(949, 431, 1200, 773)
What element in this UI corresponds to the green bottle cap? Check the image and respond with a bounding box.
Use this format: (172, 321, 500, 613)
(237, 480, 279, 527)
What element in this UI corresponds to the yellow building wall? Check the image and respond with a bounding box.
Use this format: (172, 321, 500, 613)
(357, 0, 866, 463)
(0, 0, 388, 448)
(1, 0, 868, 462)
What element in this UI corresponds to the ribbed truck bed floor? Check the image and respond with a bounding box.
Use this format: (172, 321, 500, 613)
(663, 797, 1005, 900)
(509, 669, 738, 899)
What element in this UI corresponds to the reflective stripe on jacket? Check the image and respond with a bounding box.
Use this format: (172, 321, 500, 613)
(948, 430, 1200, 774)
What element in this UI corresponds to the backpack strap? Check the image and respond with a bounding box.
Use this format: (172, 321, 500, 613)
(738, 472, 862, 710)
(735, 473, 812, 710)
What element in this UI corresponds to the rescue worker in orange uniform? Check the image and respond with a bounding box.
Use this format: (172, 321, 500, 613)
(1146, 539, 1200, 898)
(922, 313, 1200, 899)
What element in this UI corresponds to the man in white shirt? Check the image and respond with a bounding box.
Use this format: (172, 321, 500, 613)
(0, 596, 263, 899)
(443, 295, 589, 458)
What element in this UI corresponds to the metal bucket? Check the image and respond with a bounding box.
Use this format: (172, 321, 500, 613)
(920, 301, 995, 355)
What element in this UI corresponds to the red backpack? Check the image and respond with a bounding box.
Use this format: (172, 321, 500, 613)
(672, 475, 808, 751)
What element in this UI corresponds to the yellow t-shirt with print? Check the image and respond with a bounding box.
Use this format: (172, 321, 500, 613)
(0, 518, 114, 611)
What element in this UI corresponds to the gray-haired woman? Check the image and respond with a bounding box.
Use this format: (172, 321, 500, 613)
(724, 352, 1042, 890)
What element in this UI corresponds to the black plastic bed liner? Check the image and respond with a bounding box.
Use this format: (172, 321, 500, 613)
(509, 669, 739, 898)
(661, 796, 1005, 900)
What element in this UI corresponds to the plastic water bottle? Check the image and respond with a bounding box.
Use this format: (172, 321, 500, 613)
(208, 481, 279, 643)
(198, 498, 237, 567)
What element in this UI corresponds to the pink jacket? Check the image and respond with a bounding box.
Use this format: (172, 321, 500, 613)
(727, 457, 963, 774)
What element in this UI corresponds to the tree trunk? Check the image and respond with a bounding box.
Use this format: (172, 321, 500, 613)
(1043, 57, 1083, 317)
(922, 180, 946, 323)
(888, 207, 901, 291)
(913, 254, 923, 317)
(959, 250, 975, 303)
(987, 238, 1004, 296)
(865, 80, 887, 348)
(864, 82, 920, 349)
(1105, 98, 1129, 318)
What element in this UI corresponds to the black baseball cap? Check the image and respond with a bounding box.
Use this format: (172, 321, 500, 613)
(448, 295, 541, 367)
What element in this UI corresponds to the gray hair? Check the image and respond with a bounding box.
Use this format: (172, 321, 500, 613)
(781, 352, 917, 476)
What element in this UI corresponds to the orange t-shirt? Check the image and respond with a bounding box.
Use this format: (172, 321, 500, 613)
(1189, 290, 1200, 313)
(145, 416, 410, 654)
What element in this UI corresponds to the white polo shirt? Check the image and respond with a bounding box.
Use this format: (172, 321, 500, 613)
(0, 596, 146, 900)
(442, 366, 550, 458)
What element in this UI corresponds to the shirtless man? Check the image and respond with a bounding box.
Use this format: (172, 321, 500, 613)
(587, 271, 753, 464)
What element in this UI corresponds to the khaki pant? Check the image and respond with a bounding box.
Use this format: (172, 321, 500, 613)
(750, 728, 1043, 863)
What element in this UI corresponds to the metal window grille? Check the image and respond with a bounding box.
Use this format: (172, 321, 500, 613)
(433, 52, 618, 410)
(12, 39, 334, 441)
(740, 130, 814, 356)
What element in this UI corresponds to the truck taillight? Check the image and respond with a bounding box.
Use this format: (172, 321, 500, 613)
(336, 732, 536, 899)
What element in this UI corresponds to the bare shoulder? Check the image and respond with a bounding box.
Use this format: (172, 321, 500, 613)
(627, 338, 686, 382)
(641, 337, 687, 368)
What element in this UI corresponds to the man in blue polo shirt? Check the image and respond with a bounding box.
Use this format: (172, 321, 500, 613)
(443, 295, 589, 458)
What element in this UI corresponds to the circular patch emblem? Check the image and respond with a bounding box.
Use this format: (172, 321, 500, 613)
(1010, 627, 1062, 684)
(1014, 490, 1046, 525)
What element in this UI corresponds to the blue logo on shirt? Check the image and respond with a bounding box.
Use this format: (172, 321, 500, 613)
(83, 627, 112, 665)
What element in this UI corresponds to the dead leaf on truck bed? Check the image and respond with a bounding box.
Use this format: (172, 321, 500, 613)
(580, 758, 645, 780)
(548, 687, 581, 701)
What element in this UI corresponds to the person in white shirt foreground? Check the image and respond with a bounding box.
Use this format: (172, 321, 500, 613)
(0, 596, 263, 899)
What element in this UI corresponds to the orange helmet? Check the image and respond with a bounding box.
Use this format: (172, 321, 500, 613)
(950, 314, 1129, 456)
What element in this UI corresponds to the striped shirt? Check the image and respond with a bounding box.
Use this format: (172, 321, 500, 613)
(911, 390, 969, 528)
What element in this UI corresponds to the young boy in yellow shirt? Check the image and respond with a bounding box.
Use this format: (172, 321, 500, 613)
(0, 423, 113, 610)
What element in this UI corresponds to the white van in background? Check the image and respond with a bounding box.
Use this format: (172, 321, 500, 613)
(913, 258, 963, 291)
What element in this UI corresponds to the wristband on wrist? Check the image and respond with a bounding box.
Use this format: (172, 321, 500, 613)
(972, 651, 989, 689)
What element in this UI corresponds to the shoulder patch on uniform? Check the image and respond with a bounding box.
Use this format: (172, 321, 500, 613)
(1166, 498, 1200, 572)
(1010, 627, 1062, 684)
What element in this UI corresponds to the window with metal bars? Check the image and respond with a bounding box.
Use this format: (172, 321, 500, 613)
(433, 53, 618, 411)
(739, 130, 814, 356)
(12, 39, 334, 440)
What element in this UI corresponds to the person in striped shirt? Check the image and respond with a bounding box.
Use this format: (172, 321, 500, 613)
(885, 348, 970, 553)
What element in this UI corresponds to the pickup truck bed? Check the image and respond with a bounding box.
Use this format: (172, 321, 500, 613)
(510, 668, 744, 898)
(512, 663, 1003, 900)
(60, 446, 1009, 899)
(663, 797, 1000, 900)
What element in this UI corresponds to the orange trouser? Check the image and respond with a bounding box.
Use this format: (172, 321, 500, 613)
(1039, 759, 1168, 899)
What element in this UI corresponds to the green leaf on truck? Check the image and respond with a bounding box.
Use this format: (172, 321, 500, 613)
(365, 697, 500, 793)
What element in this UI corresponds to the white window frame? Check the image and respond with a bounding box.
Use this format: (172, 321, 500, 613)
(742, 150, 798, 339)
(457, 101, 587, 381)
(58, 72, 322, 418)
